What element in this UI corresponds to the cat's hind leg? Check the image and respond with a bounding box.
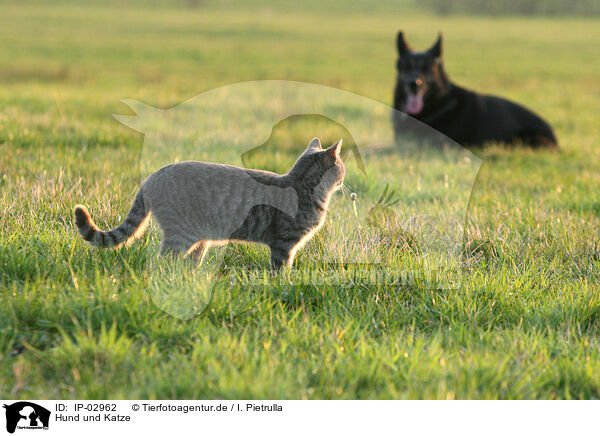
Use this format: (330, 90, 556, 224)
(186, 240, 209, 266)
(160, 235, 194, 259)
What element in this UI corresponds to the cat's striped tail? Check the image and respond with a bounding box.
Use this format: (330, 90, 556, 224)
(74, 190, 150, 248)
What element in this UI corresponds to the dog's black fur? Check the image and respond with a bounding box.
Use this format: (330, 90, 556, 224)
(392, 32, 557, 148)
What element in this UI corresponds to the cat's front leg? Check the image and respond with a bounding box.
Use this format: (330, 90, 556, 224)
(269, 243, 294, 271)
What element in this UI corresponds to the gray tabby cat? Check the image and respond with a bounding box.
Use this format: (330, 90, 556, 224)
(74, 137, 345, 269)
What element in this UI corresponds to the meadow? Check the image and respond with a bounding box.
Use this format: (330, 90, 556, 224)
(1, 1, 600, 399)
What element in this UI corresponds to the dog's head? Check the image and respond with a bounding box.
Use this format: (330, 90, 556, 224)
(395, 31, 450, 116)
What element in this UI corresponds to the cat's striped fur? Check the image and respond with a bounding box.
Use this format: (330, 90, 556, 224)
(74, 138, 345, 269)
(75, 190, 149, 248)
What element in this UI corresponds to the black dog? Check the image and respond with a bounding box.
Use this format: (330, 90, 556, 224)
(392, 32, 557, 148)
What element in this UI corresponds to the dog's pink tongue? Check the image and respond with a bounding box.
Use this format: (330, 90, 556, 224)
(406, 94, 423, 115)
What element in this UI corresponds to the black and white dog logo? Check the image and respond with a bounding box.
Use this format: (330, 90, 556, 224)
(3, 402, 50, 434)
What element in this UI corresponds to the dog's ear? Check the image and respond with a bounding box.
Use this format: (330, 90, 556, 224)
(428, 33, 442, 58)
(397, 31, 410, 57)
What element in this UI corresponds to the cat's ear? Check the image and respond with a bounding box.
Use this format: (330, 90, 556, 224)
(326, 138, 343, 158)
(307, 137, 322, 151)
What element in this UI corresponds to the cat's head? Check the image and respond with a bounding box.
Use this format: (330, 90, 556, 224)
(288, 137, 345, 193)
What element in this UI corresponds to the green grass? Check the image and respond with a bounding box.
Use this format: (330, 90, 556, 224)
(1, 1, 600, 399)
